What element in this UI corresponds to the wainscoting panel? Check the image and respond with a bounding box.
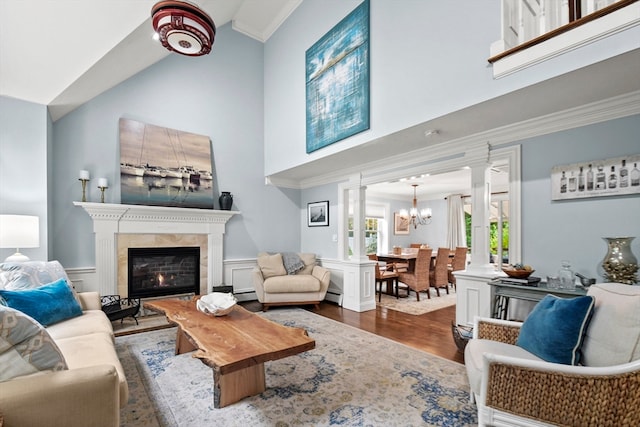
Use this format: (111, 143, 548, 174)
(65, 267, 98, 293)
(319, 258, 344, 306)
(223, 258, 258, 301)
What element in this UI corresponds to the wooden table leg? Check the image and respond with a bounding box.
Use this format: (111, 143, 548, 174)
(213, 363, 266, 408)
(175, 326, 197, 355)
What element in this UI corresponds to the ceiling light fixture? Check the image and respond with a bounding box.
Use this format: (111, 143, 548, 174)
(151, 0, 216, 56)
(399, 184, 432, 229)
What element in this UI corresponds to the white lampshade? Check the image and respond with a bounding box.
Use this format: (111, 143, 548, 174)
(0, 215, 40, 262)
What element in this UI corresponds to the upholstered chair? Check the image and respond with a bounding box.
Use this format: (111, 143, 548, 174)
(464, 282, 640, 427)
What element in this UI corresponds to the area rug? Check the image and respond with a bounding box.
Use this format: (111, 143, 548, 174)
(117, 308, 477, 427)
(377, 287, 457, 315)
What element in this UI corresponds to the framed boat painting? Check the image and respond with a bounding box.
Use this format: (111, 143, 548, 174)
(119, 118, 215, 209)
(305, 0, 370, 153)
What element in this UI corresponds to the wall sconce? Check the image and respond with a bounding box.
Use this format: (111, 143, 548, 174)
(0, 215, 40, 262)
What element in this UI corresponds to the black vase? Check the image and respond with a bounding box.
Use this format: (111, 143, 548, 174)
(219, 192, 233, 210)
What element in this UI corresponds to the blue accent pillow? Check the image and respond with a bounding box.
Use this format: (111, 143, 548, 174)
(516, 294, 595, 365)
(0, 278, 83, 326)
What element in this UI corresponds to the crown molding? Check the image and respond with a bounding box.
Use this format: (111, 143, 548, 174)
(266, 90, 640, 190)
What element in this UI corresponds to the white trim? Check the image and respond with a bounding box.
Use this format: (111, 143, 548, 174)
(491, 2, 640, 78)
(266, 90, 640, 190)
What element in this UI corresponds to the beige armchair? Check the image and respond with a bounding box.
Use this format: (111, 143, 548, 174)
(252, 252, 330, 310)
(464, 282, 640, 427)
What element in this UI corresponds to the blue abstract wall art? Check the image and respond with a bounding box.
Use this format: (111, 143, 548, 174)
(306, 0, 370, 153)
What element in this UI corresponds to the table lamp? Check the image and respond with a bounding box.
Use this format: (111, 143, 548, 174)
(0, 215, 40, 262)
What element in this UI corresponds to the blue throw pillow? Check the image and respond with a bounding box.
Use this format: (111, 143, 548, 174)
(0, 278, 83, 326)
(516, 294, 595, 365)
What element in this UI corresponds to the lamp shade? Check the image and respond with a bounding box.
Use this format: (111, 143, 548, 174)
(0, 215, 40, 262)
(151, 0, 216, 56)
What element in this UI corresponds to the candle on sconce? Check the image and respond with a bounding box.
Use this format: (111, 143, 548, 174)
(98, 178, 108, 188)
(79, 170, 90, 180)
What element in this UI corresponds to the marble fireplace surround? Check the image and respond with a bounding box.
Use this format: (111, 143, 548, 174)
(74, 202, 238, 298)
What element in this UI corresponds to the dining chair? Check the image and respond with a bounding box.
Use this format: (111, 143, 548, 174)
(448, 246, 467, 290)
(374, 262, 400, 301)
(397, 248, 432, 301)
(368, 253, 386, 271)
(429, 247, 451, 297)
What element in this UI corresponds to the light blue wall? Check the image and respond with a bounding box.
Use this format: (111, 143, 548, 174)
(50, 25, 301, 268)
(0, 96, 49, 261)
(518, 114, 640, 281)
(299, 115, 640, 280)
(264, 0, 639, 176)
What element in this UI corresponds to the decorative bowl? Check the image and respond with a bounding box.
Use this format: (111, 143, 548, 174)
(502, 268, 535, 279)
(197, 292, 237, 316)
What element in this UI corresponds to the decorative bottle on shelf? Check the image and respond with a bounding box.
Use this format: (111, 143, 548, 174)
(578, 166, 585, 191)
(568, 171, 577, 192)
(596, 165, 606, 190)
(560, 171, 567, 193)
(608, 166, 617, 189)
(600, 237, 638, 285)
(586, 164, 594, 190)
(631, 162, 640, 187)
(558, 260, 575, 290)
(620, 159, 628, 188)
(219, 192, 233, 210)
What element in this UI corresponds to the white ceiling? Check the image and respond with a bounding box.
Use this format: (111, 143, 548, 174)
(1, 1, 639, 200)
(0, 0, 302, 121)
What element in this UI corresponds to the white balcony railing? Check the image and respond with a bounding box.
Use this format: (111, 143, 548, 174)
(489, 0, 639, 77)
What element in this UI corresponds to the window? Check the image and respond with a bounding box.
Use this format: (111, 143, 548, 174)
(347, 202, 388, 256)
(348, 217, 385, 255)
(464, 194, 511, 265)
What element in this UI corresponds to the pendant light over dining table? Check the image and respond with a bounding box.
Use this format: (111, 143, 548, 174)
(399, 184, 433, 229)
(151, 0, 216, 56)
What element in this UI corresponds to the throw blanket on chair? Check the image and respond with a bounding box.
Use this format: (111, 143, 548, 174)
(281, 252, 305, 275)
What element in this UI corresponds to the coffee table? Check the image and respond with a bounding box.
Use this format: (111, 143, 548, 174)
(144, 298, 315, 408)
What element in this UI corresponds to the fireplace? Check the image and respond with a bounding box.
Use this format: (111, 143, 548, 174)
(128, 246, 200, 299)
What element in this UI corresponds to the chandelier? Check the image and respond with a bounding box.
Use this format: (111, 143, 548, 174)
(399, 184, 432, 229)
(151, 1, 216, 56)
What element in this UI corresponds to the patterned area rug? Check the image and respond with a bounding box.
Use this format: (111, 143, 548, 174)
(117, 308, 477, 426)
(377, 287, 457, 315)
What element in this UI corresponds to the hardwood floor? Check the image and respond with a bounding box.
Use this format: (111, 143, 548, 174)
(242, 299, 465, 364)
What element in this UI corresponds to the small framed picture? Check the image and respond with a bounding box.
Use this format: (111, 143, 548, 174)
(308, 201, 329, 227)
(394, 212, 410, 235)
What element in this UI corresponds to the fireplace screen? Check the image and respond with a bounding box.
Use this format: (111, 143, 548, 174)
(128, 247, 200, 299)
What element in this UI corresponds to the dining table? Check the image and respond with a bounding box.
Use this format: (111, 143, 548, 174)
(377, 249, 454, 272)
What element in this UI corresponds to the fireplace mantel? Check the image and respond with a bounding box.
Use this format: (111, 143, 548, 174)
(74, 202, 240, 297)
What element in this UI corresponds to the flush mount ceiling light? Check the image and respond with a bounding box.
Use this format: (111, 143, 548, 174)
(151, 0, 216, 56)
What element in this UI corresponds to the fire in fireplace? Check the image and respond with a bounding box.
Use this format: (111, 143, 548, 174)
(128, 246, 200, 299)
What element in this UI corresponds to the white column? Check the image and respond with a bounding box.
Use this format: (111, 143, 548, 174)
(455, 145, 499, 326)
(468, 160, 494, 272)
(339, 179, 376, 312)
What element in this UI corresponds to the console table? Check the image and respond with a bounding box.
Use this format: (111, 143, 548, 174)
(487, 281, 587, 320)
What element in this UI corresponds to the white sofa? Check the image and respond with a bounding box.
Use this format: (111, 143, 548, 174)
(464, 282, 640, 427)
(252, 252, 330, 310)
(0, 261, 127, 427)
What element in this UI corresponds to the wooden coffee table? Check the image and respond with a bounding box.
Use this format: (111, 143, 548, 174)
(144, 298, 315, 408)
